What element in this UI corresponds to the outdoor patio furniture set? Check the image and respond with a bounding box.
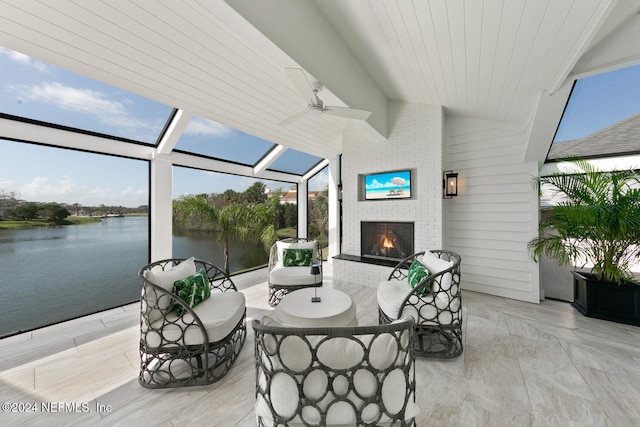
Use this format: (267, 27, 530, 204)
(138, 243, 462, 425)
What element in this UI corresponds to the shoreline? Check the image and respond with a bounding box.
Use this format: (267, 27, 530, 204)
(0, 214, 148, 230)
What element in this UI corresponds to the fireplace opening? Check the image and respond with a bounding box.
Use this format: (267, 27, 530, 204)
(361, 221, 414, 261)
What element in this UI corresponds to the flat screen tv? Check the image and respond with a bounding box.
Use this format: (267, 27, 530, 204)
(364, 169, 412, 200)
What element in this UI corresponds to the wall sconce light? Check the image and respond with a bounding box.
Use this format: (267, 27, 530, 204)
(443, 171, 458, 199)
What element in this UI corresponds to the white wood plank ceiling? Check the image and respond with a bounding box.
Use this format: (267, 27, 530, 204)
(1, 0, 639, 161)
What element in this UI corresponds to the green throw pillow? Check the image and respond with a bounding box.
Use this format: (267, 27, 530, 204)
(282, 248, 313, 266)
(172, 268, 211, 316)
(408, 260, 430, 296)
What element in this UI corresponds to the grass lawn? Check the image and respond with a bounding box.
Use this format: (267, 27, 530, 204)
(0, 216, 102, 230)
(276, 227, 297, 239)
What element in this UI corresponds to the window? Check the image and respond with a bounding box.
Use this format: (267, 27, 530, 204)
(0, 46, 173, 144)
(0, 139, 149, 337)
(307, 166, 329, 251)
(548, 63, 640, 161)
(174, 115, 276, 165)
(172, 166, 296, 272)
(268, 148, 324, 175)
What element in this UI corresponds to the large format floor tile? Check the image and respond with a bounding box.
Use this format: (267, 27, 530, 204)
(1, 265, 639, 426)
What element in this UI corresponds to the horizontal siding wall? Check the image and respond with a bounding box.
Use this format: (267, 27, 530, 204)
(445, 116, 540, 303)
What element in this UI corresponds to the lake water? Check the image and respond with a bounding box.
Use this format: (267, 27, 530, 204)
(0, 216, 268, 337)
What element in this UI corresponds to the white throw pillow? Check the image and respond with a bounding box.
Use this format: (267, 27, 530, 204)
(144, 257, 196, 312)
(275, 241, 292, 263)
(419, 251, 454, 292)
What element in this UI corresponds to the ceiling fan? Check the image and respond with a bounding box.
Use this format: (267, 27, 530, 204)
(279, 67, 371, 126)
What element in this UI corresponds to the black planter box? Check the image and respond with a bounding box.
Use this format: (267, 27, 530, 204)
(572, 271, 640, 327)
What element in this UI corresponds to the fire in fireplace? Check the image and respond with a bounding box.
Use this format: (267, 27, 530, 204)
(361, 221, 414, 261)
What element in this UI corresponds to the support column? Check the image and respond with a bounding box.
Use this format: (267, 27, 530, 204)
(327, 155, 341, 260)
(150, 153, 173, 261)
(297, 181, 308, 238)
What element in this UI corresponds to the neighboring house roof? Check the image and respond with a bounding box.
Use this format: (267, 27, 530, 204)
(280, 192, 298, 203)
(547, 113, 640, 161)
(266, 189, 323, 204)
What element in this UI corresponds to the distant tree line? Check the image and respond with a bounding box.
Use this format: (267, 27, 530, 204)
(1, 181, 327, 245)
(0, 190, 148, 222)
(173, 182, 298, 231)
(173, 182, 283, 274)
(172, 182, 329, 273)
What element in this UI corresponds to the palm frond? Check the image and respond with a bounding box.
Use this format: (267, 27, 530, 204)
(530, 158, 640, 283)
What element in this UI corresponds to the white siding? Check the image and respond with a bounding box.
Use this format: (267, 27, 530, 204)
(445, 116, 540, 303)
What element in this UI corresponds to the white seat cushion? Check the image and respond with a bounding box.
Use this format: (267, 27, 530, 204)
(145, 292, 245, 348)
(377, 279, 435, 322)
(377, 279, 410, 319)
(270, 265, 322, 286)
(377, 279, 459, 325)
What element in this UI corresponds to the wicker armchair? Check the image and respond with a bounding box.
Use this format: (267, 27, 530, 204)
(378, 250, 462, 358)
(138, 258, 246, 388)
(268, 238, 323, 306)
(252, 316, 418, 426)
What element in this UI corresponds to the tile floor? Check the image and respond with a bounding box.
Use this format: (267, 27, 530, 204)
(1, 264, 639, 426)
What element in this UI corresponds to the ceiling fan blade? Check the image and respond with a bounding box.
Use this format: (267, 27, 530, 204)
(323, 106, 371, 121)
(278, 110, 308, 126)
(285, 68, 316, 104)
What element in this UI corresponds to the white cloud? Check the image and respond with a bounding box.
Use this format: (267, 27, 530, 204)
(121, 187, 148, 205)
(23, 81, 120, 115)
(365, 176, 408, 190)
(366, 179, 384, 189)
(15, 81, 152, 132)
(309, 169, 329, 191)
(184, 116, 232, 137)
(19, 176, 147, 207)
(122, 187, 146, 196)
(0, 47, 49, 72)
(0, 179, 15, 191)
(85, 186, 147, 207)
(20, 176, 78, 203)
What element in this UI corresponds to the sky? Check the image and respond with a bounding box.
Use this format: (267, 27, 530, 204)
(553, 63, 640, 142)
(2, 46, 638, 206)
(0, 47, 327, 207)
(0, 139, 149, 207)
(0, 138, 328, 207)
(172, 166, 328, 201)
(364, 170, 411, 190)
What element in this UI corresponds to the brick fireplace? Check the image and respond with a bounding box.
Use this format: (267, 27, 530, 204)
(332, 102, 443, 288)
(360, 221, 414, 262)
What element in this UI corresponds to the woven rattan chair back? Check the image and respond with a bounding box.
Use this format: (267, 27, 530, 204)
(138, 258, 246, 388)
(252, 317, 417, 426)
(378, 250, 463, 358)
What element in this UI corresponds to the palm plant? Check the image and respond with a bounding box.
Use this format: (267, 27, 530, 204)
(173, 194, 279, 275)
(529, 159, 640, 284)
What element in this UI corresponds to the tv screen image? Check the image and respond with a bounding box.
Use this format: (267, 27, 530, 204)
(364, 170, 411, 200)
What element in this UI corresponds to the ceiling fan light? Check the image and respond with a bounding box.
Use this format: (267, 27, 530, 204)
(307, 105, 323, 117)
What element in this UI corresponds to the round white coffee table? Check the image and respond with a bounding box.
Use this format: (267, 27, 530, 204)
(275, 287, 357, 327)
